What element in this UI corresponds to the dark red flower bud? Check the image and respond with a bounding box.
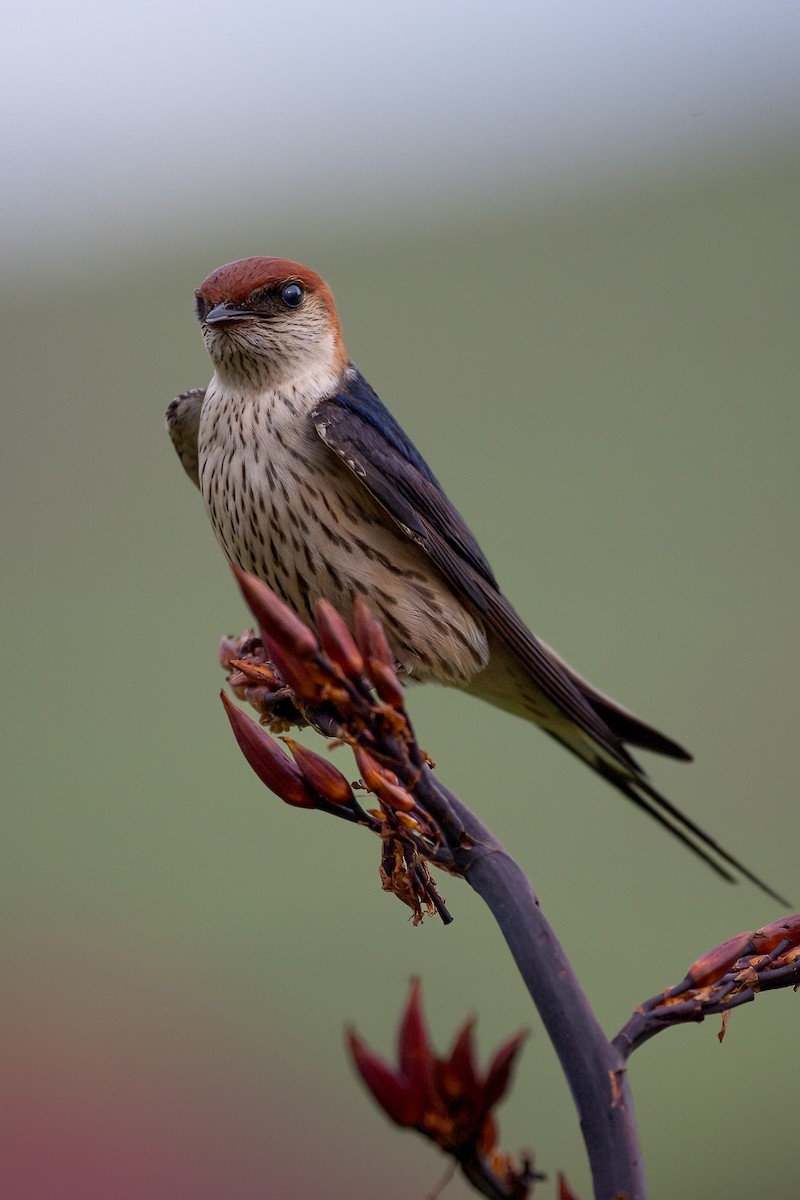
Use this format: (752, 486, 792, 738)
(752, 913, 800, 952)
(352, 595, 395, 674)
(347, 1029, 422, 1127)
(370, 660, 405, 709)
(558, 1172, 582, 1200)
(440, 1018, 478, 1100)
(231, 565, 319, 659)
(220, 691, 316, 808)
(686, 933, 755, 987)
(366, 617, 395, 673)
(281, 738, 354, 806)
(482, 1031, 528, 1112)
(397, 978, 438, 1108)
(393, 810, 421, 831)
(262, 636, 326, 702)
(352, 595, 377, 664)
(314, 598, 365, 678)
(354, 747, 416, 812)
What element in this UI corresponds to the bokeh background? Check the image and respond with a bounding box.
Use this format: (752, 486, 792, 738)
(3, 2, 799, 1197)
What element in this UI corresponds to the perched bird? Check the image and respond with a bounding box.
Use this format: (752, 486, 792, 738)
(167, 255, 784, 903)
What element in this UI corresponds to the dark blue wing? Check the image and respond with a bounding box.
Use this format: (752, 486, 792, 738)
(313, 367, 639, 750)
(311, 371, 793, 902)
(314, 368, 499, 610)
(313, 366, 691, 761)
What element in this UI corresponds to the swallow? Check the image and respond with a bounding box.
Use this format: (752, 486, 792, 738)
(166, 256, 786, 904)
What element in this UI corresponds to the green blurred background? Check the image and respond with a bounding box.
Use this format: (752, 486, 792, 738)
(2, 3, 799, 1197)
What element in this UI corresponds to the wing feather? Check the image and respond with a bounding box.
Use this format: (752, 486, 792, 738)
(314, 371, 644, 767)
(166, 388, 205, 489)
(311, 380, 793, 902)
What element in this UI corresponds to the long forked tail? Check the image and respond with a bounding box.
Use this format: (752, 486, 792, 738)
(548, 732, 790, 907)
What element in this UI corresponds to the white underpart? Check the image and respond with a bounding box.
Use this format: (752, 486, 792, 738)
(198, 369, 489, 685)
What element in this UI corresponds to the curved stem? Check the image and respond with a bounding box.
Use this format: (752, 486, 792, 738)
(423, 776, 647, 1200)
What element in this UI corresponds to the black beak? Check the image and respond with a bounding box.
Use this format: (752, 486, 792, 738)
(204, 302, 254, 325)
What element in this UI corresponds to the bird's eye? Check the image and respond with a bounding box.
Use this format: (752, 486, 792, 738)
(281, 282, 304, 308)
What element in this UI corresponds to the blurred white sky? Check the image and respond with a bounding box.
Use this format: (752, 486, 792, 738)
(4, 0, 800, 278)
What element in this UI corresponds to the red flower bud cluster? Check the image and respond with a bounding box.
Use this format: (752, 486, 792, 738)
(683, 912, 800, 988)
(219, 567, 454, 921)
(348, 980, 534, 1200)
(616, 912, 800, 1054)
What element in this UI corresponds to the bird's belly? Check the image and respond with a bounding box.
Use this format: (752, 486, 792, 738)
(199, 421, 488, 685)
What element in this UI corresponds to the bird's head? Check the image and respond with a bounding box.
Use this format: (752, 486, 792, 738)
(195, 257, 348, 391)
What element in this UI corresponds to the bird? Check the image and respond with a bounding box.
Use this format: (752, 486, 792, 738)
(166, 255, 786, 904)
